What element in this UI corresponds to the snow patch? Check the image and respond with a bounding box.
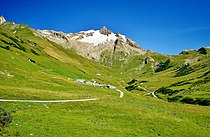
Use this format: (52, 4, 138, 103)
(79, 30, 121, 46)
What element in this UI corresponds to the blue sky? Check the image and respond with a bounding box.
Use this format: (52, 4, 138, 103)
(1, 0, 210, 54)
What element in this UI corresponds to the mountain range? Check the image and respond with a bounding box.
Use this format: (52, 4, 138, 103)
(0, 16, 210, 136)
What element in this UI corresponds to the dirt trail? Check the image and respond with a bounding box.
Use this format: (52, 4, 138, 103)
(152, 92, 158, 98)
(116, 89, 124, 98)
(145, 92, 158, 98)
(0, 98, 98, 103)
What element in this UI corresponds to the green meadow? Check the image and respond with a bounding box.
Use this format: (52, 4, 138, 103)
(0, 22, 210, 136)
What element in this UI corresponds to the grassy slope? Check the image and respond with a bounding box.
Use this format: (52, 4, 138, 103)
(126, 49, 210, 105)
(0, 22, 126, 100)
(0, 22, 210, 136)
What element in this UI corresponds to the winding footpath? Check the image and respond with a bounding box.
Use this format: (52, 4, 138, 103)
(144, 91, 158, 98)
(152, 92, 158, 98)
(0, 80, 124, 103)
(75, 79, 124, 98)
(116, 89, 124, 98)
(0, 98, 98, 103)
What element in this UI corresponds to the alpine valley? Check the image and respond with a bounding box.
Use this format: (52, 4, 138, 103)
(0, 16, 210, 137)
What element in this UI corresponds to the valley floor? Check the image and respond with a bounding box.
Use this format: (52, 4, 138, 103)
(1, 87, 210, 137)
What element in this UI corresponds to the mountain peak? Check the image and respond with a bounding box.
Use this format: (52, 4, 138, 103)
(99, 26, 112, 36)
(0, 16, 6, 24)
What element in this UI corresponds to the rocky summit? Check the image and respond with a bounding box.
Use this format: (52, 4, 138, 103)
(99, 26, 112, 36)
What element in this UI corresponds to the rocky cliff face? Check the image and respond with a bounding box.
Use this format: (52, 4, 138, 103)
(34, 26, 146, 65)
(0, 16, 6, 24)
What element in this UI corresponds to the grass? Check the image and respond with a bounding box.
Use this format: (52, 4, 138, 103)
(0, 22, 210, 136)
(1, 94, 210, 137)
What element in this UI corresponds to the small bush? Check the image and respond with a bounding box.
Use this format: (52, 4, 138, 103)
(127, 79, 138, 85)
(169, 81, 191, 87)
(155, 59, 171, 72)
(196, 98, 210, 106)
(19, 46, 26, 52)
(5, 46, 10, 50)
(181, 97, 195, 104)
(125, 85, 146, 92)
(155, 87, 180, 95)
(174, 64, 194, 77)
(181, 97, 210, 106)
(125, 85, 137, 91)
(0, 108, 12, 127)
(139, 80, 148, 83)
(31, 49, 40, 56)
(179, 51, 189, 55)
(192, 78, 210, 86)
(0, 108, 13, 136)
(0, 45, 10, 50)
(198, 70, 210, 78)
(168, 96, 182, 102)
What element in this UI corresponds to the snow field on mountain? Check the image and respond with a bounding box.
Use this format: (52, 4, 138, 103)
(77, 30, 126, 46)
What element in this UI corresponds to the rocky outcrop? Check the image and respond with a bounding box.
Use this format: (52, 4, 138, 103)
(126, 38, 140, 48)
(145, 56, 155, 64)
(85, 32, 94, 36)
(35, 30, 70, 44)
(0, 16, 6, 24)
(75, 79, 123, 98)
(184, 57, 200, 65)
(99, 26, 112, 36)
